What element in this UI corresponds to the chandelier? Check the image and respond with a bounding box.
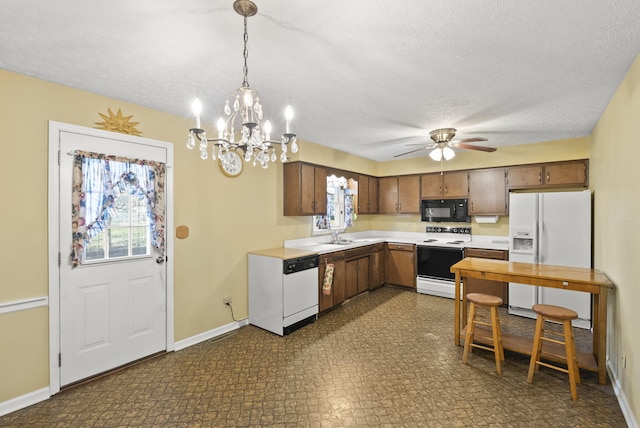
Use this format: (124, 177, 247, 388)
(186, 0, 298, 170)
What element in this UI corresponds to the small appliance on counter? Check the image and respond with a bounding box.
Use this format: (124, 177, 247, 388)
(248, 248, 319, 336)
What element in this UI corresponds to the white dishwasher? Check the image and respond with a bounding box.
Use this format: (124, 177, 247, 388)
(249, 249, 319, 336)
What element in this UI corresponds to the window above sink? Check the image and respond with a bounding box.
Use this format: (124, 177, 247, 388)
(313, 175, 357, 234)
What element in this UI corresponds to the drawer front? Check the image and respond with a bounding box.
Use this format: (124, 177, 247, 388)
(386, 243, 414, 251)
(320, 251, 346, 263)
(465, 248, 507, 260)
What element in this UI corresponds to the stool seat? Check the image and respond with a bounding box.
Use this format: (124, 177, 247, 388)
(532, 304, 578, 320)
(528, 304, 580, 400)
(467, 293, 503, 307)
(462, 293, 504, 374)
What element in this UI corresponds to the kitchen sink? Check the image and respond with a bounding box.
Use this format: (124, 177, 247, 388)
(331, 239, 354, 245)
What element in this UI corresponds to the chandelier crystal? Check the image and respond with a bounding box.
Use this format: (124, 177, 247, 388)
(187, 0, 298, 170)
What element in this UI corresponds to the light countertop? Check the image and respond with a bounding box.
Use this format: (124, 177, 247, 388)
(283, 231, 509, 254)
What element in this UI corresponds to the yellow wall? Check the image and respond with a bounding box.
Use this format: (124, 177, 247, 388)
(590, 54, 640, 421)
(1, 65, 631, 422)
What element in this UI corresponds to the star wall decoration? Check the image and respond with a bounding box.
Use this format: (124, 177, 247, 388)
(95, 108, 142, 136)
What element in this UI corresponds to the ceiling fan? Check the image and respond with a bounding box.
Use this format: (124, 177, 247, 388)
(394, 128, 496, 161)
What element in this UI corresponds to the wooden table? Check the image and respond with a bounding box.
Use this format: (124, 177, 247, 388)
(451, 257, 614, 385)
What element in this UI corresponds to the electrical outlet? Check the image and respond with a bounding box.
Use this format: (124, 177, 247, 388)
(223, 296, 232, 305)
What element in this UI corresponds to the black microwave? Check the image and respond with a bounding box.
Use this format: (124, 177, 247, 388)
(421, 199, 470, 223)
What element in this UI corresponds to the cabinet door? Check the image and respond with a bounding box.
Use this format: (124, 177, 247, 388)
(468, 169, 507, 215)
(370, 247, 385, 289)
(299, 163, 317, 215)
(345, 259, 359, 299)
(442, 171, 468, 198)
(398, 175, 420, 213)
(378, 177, 399, 213)
(464, 248, 508, 302)
(357, 257, 370, 293)
(385, 243, 416, 288)
(420, 173, 442, 198)
(318, 256, 334, 312)
(368, 177, 379, 214)
(333, 258, 346, 306)
(314, 166, 327, 214)
(544, 161, 588, 187)
(507, 165, 543, 189)
(358, 175, 370, 214)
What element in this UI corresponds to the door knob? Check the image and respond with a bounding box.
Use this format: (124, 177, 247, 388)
(156, 256, 165, 264)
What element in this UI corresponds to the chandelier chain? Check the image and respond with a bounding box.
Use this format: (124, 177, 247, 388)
(242, 15, 249, 87)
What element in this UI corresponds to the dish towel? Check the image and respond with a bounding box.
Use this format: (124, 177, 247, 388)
(322, 263, 335, 296)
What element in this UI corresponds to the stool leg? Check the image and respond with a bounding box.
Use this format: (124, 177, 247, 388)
(494, 307, 505, 362)
(462, 302, 477, 365)
(490, 306, 502, 374)
(563, 320, 579, 400)
(528, 314, 544, 383)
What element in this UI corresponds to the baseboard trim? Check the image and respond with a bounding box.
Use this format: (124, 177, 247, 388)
(607, 358, 638, 428)
(0, 318, 248, 417)
(174, 318, 249, 351)
(0, 387, 49, 418)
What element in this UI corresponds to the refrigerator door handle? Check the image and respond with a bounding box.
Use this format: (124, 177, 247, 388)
(533, 219, 539, 263)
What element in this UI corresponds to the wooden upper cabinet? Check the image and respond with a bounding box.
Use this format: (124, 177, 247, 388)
(468, 168, 507, 215)
(368, 177, 379, 213)
(507, 160, 588, 190)
(544, 161, 588, 187)
(357, 175, 379, 214)
(506, 165, 543, 188)
(283, 162, 327, 216)
(379, 175, 420, 214)
(421, 171, 468, 199)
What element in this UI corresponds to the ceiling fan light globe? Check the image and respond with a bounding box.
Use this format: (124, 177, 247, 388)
(443, 146, 455, 160)
(429, 148, 443, 161)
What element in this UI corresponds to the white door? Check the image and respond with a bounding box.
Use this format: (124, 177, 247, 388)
(58, 129, 168, 386)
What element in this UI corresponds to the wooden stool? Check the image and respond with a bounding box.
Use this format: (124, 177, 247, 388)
(462, 293, 505, 374)
(527, 304, 580, 400)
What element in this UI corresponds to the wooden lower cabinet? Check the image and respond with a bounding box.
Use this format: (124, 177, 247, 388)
(464, 248, 508, 303)
(385, 243, 416, 288)
(318, 251, 346, 312)
(346, 256, 370, 297)
(346, 246, 372, 298)
(370, 243, 385, 289)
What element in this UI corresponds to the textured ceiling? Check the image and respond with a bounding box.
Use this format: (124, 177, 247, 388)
(2, 1, 639, 161)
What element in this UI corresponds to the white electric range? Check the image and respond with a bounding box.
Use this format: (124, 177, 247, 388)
(416, 226, 471, 299)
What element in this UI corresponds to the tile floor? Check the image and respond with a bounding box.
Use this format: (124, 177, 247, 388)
(0, 287, 627, 427)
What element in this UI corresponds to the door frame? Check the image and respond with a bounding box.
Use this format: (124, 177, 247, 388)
(47, 120, 175, 395)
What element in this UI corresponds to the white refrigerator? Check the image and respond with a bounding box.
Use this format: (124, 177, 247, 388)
(508, 190, 592, 329)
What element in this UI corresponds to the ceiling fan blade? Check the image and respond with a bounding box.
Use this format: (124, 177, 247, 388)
(393, 147, 429, 158)
(453, 137, 488, 144)
(453, 142, 497, 152)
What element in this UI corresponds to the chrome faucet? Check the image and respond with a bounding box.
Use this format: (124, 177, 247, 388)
(332, 230, 339, 244)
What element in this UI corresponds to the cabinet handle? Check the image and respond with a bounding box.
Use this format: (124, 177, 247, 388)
(444, 186, 447, 195)
(538, 172, 542, 184)
(546, 172, 550, 183)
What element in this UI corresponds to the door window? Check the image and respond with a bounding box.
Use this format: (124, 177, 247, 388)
(70, 151, 166, 267)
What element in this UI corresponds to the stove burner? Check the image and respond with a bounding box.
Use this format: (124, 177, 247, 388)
(423, 239, 438, 242)
(447, 240, 464, 244)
